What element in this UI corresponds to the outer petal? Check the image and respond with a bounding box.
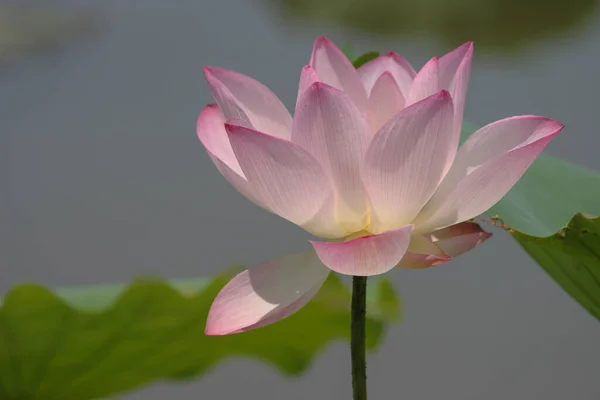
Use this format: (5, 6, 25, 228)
(406, 57, 440, 105)
(205, 250, 330, 335)
(309, 36, 368, 111)
(292, 82, 371, 234)
(310, 225, 414, 276)
(429, 221, 492, 258)
(204, 66, 292, 139)
(397, 234, 450, 269)
(363, 91, 454, 233)
(197, 104, 266, 208)
(439, 42, 474, 172)
(226, 123, 337, 232)
(367, 72, 405, 133)
(415, 116, 564, 231)
(358, 51, 416, 97)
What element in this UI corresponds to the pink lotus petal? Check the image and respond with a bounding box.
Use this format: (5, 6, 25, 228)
(415, 116, 564, 231)
(296, 65, 321, 108)
(439, 42, 474, 89)
(310, 225, 414, 276)
(293, 82, 371, 234)
(205, 250, 330, 335)
(439, 42, 474, 172)
(367, 71, 405, 133)
(204, 66, 292, 140)
(197, 104, 242, 175)
(241, 284, 323, 332)
(363, 91, 454, 233)
(398, 234, 450, 269)
(406, 57, 440, 105)
(209, 154, 267, 211)
(358, 51, 416, 98)
(226, 123, 336, 228)
(430, 221, 492, 258)
(309, 36, 368, 112)
(196, 104, 266, 209)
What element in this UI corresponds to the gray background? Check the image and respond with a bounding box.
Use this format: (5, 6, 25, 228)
(2, 0, 600, 399)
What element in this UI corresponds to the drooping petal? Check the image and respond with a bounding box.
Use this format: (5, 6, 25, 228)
(414, 116, 564, 231)
(293, 82, 371, 234)
(296, 65, 321, 108)
(204, 66, 292, 139)
(310, 225, 414, 276)
(406, 57, 440, 105)
(367, 72, 405, 133)
(398, 222, 490, 268)
(205, 250, 330, 335)
(358, 51, 416, 97)
(226, 123, 337, 231)
(429, 221, 492, 258)
(439, 42, 474, 172)
(363, 91, 454, 233)
(309, 36, 368, 111)
(397, 234, 450, 269)
(196, 104, 266, 208)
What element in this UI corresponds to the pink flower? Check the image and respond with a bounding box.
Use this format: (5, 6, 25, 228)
(198, 37, 563, 335)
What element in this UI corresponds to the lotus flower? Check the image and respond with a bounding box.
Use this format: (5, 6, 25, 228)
(198, 37, 563, 335)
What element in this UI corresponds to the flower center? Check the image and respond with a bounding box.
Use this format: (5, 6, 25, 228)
(343, 230, 372, 241)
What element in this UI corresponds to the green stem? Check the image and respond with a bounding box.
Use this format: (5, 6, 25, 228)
(351, 276, 368, 400)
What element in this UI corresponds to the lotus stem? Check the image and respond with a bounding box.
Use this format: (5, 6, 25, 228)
(351, 276, 368, 400)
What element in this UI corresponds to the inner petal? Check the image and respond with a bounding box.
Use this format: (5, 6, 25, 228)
(292, 82, 371, 234)
(367, 72, 405, 134)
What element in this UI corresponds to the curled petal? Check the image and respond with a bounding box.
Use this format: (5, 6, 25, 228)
(363, 91, 454, 233)
(205, 251, 330, 335)
(415, 116, 564, 231)
(429, 221, 492, 258)
(310, 225, 414, 276)
(358, 51, 416, 97)
(204, 66, 292, 139)
(309, 36, 368, 111)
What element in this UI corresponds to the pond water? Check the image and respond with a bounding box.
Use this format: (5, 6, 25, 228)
(2, 0, 600, 399)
